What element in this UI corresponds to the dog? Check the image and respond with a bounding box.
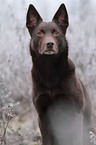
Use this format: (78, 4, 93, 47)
(26, 4, 92, 145)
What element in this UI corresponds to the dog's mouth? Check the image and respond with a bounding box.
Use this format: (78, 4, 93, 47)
(43, 50, 56, 55)
(39, 46, 59, 55)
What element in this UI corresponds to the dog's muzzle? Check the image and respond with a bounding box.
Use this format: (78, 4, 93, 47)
(39, 37, 59, 55)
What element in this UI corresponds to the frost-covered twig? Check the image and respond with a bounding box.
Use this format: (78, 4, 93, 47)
(89, 131, 96, 144)
(1, 120, 9, 145)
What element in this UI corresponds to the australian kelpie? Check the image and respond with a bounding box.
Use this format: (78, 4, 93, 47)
(26, 4, 92, 145)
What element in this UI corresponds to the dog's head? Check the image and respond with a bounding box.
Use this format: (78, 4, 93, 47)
(26, 4, 69, 56)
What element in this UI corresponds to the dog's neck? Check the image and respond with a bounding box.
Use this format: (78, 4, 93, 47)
(32, 50, 68, 72)
(31, 50, 75, 88)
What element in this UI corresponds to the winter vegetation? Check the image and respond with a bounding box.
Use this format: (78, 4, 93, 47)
(0, 0, 96, 144)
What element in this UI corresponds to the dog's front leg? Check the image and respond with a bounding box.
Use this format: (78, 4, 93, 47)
(34, 94, 53, 145)
(38, 114, 53, 145)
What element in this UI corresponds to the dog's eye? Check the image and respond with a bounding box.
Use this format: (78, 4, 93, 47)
(37, 31, 43, 36)
(53, 31, 60, 36)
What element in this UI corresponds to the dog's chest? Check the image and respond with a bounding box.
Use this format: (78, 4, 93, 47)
(33, 78, 84, 113)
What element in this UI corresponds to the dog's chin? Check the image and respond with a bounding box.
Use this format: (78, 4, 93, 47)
(43, 50, 57, 55)
(39, 49, 58, 55)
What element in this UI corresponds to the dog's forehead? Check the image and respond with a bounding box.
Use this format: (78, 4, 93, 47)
(36, 21, 62, 32)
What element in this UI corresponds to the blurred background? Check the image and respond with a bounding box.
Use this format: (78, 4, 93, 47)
(0, 0, 96, 144)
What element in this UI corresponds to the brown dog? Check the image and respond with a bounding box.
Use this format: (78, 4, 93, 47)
(26, 3, 92, 145)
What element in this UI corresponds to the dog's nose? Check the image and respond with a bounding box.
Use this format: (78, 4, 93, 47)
(46, 42, 54, 48)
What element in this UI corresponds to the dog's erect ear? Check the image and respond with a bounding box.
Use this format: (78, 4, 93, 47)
(53, 4, 69, 33)
(26, 4, 42, 35)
